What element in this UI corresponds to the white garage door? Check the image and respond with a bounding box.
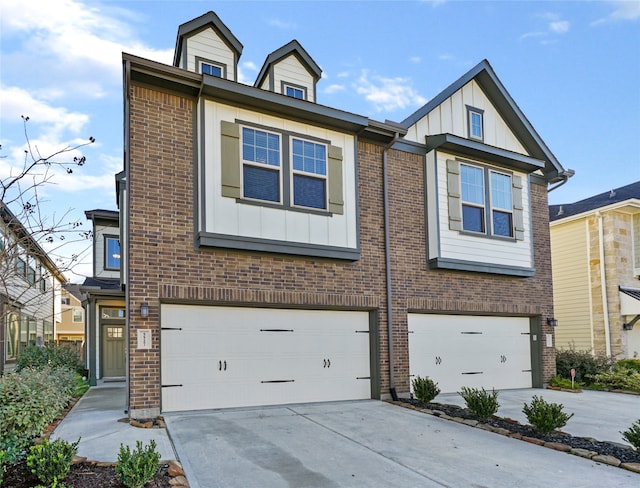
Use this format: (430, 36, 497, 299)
(161, 305, 371, 412)
(409, 314, 532, 393)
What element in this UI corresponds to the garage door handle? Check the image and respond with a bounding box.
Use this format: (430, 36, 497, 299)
(219, 360, 228, 371)
(324, 358, 331, 368)
(260, 329, 294, 332)
(261, 380, 295, 383)
(462, 371, 484, 375)
(435, 356, 442, 365)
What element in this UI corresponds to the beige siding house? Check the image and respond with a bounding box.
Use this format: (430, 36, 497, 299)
(550, 181, 640, 358)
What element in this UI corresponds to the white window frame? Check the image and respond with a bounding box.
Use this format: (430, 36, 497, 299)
(72, 308, 84, 323)
(460, 162, 514, 239)
(199, 60, 224, 78)
(290, 137, 328, 211)
(466, 106, 484, 141)
(240, 126, 283, 205)
(489, 170, 514, 238)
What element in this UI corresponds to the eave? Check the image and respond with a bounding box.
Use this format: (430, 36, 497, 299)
(426, 133, 545, 173)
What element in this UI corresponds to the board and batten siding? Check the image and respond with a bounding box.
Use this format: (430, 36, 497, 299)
(272, 54, 315, 100)
(94, 224, 120, 279)
(186, 28, 236, 80)
(550, 219, 592, 352)
(433, 151, 533, 269)
(404, 80, 528, 156)
(201, 101, 357, 251)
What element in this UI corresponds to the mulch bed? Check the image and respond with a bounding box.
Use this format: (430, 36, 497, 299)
(401, 398, 640, 464)
(3, 461, 173, 488)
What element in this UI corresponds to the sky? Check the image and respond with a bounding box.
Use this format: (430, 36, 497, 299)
(1, 0, 639, 282)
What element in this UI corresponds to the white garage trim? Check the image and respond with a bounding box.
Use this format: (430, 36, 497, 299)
(409, 314, 533, 393)
(160, 304, 373, 412)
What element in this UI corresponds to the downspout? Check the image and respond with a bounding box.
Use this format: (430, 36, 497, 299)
(383, 132, 400, 401)
(123, 58, 131, 415)
(547, 169, 575, 193)
(597, 211, 612, 356)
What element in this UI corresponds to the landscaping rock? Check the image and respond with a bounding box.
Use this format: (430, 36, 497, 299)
(72, 455, 88, 464)
(521, 436, 546, 446)
(169, 475, 189, 486)
(544, 442, 571, 452)
(570, 448, 597, 459)
(168, 462, 185, 477)
(592, 454, 621, 467)
(621, 463, 640, 473)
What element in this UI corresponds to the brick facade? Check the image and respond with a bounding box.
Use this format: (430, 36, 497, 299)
(127, 80, 557, 416)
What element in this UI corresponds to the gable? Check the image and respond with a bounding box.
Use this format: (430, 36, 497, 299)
(184, 27, 237, 80)
(404, 80, 528, 156)
(271, 54, 316, 100)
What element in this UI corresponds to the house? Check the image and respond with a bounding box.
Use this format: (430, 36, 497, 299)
(550, 181, 640, 358)
(0, 203, 66, 374)
(80, 208, 125, 385)
(117, 11, 570, 417)
(58, 284, 85, 344)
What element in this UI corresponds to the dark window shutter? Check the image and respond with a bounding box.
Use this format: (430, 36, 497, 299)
(328, 145, 344, 215)
(512, 175, 525, 241)
(446, 159, 462, 231)
(221, 121, 241, 198)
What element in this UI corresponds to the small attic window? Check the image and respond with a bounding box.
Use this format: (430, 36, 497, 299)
(466, 106, 484, 141)
(198, 59, 224, 78)
(284, 83, 306, 100)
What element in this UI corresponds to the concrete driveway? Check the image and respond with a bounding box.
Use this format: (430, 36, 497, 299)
(164, 400, 638, 488)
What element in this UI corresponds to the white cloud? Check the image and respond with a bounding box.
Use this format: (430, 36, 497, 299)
(591, 0, 640, 25)
(354, 70, 427, 112)
(520, 12, 570, 43)
(0, 86, 89, 139)
(324, 84, 346, 94)
(410, 56, 422, 64)
(267, 18, 297, 30)
(0, 0, 172, 91)
(549, 20, 570, 34)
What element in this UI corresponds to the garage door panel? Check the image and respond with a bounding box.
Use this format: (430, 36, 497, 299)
(161, 305, 371, 412)
(409, 314, 532, 394)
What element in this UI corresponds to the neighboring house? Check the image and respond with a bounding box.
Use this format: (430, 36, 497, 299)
(80, 209, 125, 385)
(550, 181, 640, 359)
(117, 11, 570, 417)
(0, 203, 66, 374)
(57, 284, 85, 343)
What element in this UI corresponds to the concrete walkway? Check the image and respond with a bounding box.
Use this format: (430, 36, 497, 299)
(436, 388, 640, 446)
(52, 382, 175, 462)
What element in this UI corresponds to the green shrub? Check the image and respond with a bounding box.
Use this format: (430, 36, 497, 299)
(27, 437, 79, 486)
(458, 387, 500, 419)
(412, 376, 441, 404)
(523, 395, 574, 433)
(115, 440, 161, 488)
(16, 344, 84, 374)
(0, 366, 76, 458)
(0, 448, 8, 485)
(621, 420, 640, 451)
(555, 347, 615, 383)
(614, 359, 640, 373)
(548, 375, 582, 389)
(590, 369, 640, 393)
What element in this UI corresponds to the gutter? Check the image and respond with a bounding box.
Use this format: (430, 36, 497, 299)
(548, 168, 575, 192)
(596, 211, 612, 356)
(383, 132, 400, 401)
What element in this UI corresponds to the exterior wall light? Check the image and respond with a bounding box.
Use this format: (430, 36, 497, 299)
(140, 302, 149, 318)
(547, 318, 558, 327)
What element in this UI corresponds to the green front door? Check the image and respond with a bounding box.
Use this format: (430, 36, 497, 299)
(102, 324, 125, 377)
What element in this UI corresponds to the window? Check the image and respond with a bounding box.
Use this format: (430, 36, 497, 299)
(107, 326, 123, 339)
(292, 139, 327, 209)
(284, 84, 305, 100)
(40, 274, 48, 293)
(16, 258, 26, 278)
(459, 163, 515, 238)
(105, 236, 121, 270)
(27, 265, 36, 285)
(200, 61, 222, 77)
(43, 320, 53, 344)
(61, 296, 71, 305)
(72, 309, 83, 323)
(467, 106, 484, 141)
(461, 164, 485, 233)
(221, 121, 344, 215)
(102, 307, 125, 319)
(242, 127, 281, 203)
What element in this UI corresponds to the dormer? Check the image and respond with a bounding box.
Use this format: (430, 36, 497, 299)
(254, 40, 322, 102)
(173, 11, 243, 81)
